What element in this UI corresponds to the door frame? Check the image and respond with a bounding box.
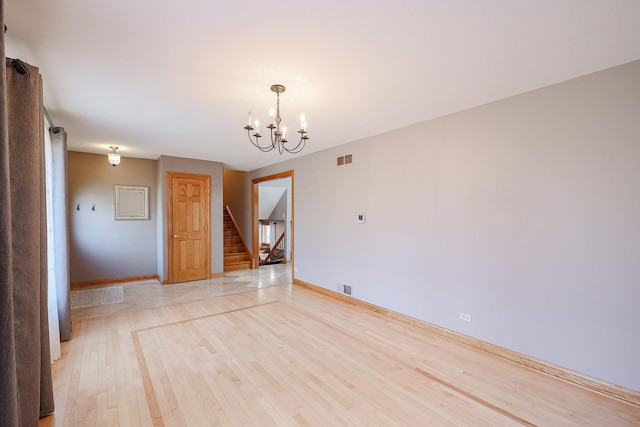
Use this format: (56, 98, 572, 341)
(167, 172, 211, 284)
(252, 170, 294, 270)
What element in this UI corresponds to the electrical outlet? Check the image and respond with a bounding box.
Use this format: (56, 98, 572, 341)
(294, 267, 299, 273)
(459, 312, 472, 322)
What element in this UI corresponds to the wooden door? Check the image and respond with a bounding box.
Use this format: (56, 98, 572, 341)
(167, 173, 211, 283)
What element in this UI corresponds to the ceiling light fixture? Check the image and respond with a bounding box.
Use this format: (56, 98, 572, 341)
(107, 146, 121, 167)
(244, 84, 308, 154)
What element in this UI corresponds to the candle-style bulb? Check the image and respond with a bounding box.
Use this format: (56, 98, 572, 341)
(247, 111, 252, 126)
(255, 120, 259, 133)
(269, 107, 275, 118)
(282, 126, 287, 140)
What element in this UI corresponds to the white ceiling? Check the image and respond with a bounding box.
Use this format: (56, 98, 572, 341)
(5, 1, 640, 171)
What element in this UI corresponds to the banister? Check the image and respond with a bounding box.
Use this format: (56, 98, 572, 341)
(262, 231, 285, 265)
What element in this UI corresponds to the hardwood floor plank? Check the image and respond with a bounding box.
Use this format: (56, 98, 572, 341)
(283, 286, 637, 426)
(41, 266, 640, 426)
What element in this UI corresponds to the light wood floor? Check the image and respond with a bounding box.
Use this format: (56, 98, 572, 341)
(41, 267, 640, 426)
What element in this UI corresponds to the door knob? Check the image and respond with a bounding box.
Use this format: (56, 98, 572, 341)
(173, 234, 181, 238)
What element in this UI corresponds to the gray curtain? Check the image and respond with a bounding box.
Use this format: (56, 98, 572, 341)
(50, 127, 71, 341)
(1, 5, 56, 424)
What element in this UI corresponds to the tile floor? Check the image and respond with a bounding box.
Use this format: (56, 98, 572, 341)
(71, 264, 292, 319)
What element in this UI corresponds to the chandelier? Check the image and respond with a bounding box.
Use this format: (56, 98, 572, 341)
(244, 84, 308, 154)
(107, 146, 121, 167)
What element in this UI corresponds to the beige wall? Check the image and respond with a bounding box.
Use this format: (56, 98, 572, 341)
(68, 152, 157, 282)
(223, 169, 249, 234)
(249, 60, 640, 391)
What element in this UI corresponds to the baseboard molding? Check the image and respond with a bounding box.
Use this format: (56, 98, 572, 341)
(71, 274, 160, 291)
(161, 272, 225, 284)
(293, 278, 640, 408)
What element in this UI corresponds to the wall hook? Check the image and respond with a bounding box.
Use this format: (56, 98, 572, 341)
(92, 204, 96, 211)
(11, 59, 28, 75)
(76, 204, 80, 211)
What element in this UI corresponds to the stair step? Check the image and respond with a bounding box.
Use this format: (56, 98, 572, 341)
(223, 208, 252, 271)
(224, 244, 246, 254)
(224, 251, 251, 259)
(224, 253, 252, 262)
(224, 260, 253, 272)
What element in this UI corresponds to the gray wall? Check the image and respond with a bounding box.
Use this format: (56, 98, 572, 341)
(69, 152, 225, 283)
(68, 152, 157, 282)
(156, 155, 224, 280)
(249, 60, 640, 391)
(269, 192, 287, 221)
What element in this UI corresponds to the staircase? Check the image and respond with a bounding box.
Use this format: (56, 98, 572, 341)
(223, 206, 254, 271)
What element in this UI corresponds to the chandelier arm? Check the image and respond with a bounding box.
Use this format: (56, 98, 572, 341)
(247, 129, 275, 152)
(282, 135, 307, 153)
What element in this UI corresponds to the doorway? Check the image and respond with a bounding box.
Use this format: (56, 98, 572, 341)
(167, 172, 211, 283)
(252, 171, 294, 270)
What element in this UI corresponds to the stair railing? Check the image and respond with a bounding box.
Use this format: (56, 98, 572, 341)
(261, 232, 286, 265)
